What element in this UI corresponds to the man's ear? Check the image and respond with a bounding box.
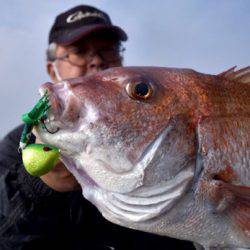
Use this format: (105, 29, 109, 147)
(47, 61, 57, 83)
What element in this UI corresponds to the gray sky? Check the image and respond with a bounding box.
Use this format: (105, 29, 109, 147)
(0, 0, 249, 138)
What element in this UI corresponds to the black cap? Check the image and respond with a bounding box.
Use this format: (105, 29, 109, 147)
(49, 5, 128, 45)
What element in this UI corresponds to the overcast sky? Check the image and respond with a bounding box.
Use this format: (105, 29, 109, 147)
(0, 0, 249, 138)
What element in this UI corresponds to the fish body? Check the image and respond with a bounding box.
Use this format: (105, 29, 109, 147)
(37, 66, 250, 249)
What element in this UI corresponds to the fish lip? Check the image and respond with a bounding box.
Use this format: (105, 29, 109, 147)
(39, 82, 63, 120)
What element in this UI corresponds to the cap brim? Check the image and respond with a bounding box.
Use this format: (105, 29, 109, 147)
(55, 24, 128, 46)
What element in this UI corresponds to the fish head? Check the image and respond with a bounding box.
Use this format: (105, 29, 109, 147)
(37, 67, 197, 230)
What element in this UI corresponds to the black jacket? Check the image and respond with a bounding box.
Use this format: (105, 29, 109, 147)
(0, 125, 195, 250)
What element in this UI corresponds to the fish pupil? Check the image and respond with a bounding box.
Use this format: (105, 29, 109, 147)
(134, 83, 149, 96)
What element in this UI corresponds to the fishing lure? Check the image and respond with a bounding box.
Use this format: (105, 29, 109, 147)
(19, 91, 60, 177)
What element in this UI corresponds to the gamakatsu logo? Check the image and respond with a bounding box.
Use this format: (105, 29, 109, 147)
(66, 11, 107, 23)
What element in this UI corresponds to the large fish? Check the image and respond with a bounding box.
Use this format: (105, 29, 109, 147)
(36, 66, 250, 249)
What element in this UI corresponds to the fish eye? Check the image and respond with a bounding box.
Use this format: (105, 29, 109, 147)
(125, 81, 153, 100)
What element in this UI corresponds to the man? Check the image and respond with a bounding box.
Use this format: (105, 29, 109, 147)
(0, 5, 195, 250)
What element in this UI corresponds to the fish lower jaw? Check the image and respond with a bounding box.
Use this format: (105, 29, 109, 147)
(60, 155, 99, 190)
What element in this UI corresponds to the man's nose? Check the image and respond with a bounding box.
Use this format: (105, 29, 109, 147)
(86, 54, 107, 74)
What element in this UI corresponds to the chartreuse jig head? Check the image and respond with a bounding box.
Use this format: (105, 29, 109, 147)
(22, 144, 60, 176)
(20, 90, 60, 177)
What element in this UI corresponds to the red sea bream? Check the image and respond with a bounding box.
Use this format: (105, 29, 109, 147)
(37, 66, 250, 249)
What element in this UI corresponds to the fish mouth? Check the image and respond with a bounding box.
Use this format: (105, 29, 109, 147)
(40, 81, 83, 124)
(39, 82, 63, 121)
